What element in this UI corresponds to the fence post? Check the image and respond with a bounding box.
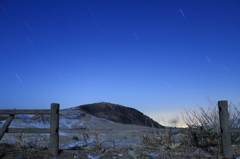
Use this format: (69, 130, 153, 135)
(0, 114, 14, 140)
(218, 100, 232, 158)
(50, 103, 59, 156)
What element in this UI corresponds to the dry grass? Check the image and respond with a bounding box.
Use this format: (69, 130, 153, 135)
(182, 102, 240, 146)
(0, 126, 221, 158)
(1, 102, 240, 158)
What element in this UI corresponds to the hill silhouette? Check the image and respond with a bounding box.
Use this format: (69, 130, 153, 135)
(78, 102, 165, 128)
(0, 115, 21, 120)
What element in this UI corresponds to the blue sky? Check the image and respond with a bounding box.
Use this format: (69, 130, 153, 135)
(1, 0, 240, 126)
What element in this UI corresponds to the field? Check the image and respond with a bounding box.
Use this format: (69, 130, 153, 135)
(1, 122, 240, 159)
(1, 103, 240, 158)
(0, 126, 223, 159)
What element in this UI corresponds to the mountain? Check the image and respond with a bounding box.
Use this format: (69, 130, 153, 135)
(0, 114, 33, 120)
(0, 115, 21, 120)
(0, 103, 165, 147)
(77, 102, 165, 128)
(15, 114, 33, 119)
(1, 102, 164, 129)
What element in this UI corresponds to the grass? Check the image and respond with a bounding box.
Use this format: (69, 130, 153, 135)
(1, 102, 240, 158)
(182, 102, 240, 146)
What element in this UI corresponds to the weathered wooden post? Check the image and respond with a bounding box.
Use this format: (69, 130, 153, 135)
(50, 103, 60, 156)
(0, 114, 14, 140)
(218, 100, 232, 158)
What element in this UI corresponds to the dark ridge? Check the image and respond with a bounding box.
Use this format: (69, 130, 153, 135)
(78, 102, 165, 128)
(0, 115, 21, 120)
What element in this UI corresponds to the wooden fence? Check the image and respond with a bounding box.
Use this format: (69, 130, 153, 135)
(0, 101, 238, 158)
(0, 103, 60, 156)
(218, 100, 240, 158)
(190, 101, 238, 158)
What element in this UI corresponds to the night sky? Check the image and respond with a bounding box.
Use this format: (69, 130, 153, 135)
(1, 0, 240, 126)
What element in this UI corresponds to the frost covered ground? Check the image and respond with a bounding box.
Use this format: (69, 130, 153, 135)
(0, 108, 173, 158)
(0, 107, 149, 149)
(1, 107, 240, 158)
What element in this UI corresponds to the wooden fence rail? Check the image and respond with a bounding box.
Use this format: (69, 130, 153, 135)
(0, 101, 237, 158)
(0, 103, 59, 156)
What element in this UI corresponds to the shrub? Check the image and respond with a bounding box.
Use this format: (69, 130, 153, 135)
(182, 102, 240, 147)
